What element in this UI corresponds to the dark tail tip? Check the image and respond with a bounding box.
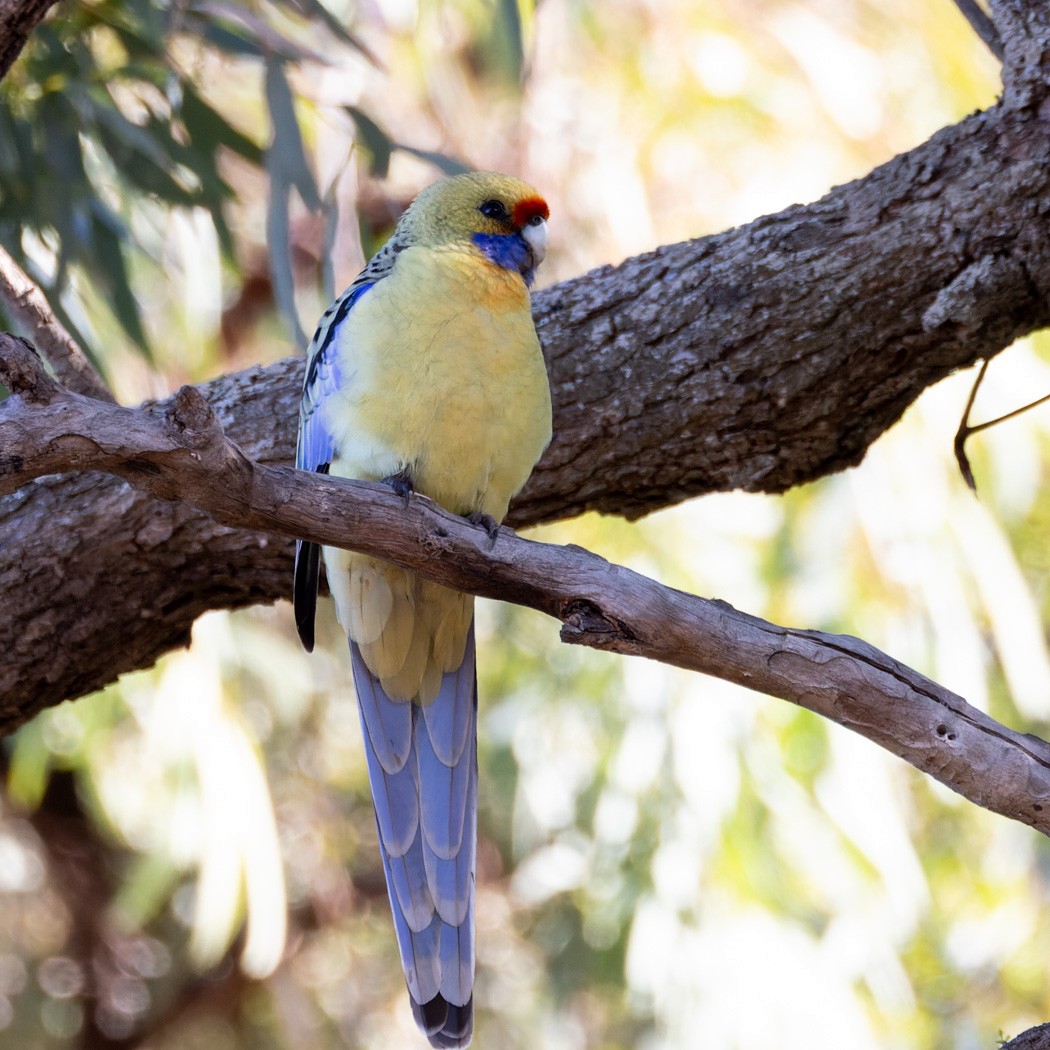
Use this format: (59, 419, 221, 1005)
(411, 994, 473, 1048)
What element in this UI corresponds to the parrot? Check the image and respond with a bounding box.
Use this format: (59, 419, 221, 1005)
(293, 171, 552, 1048)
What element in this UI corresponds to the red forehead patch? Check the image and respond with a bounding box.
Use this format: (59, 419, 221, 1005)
(512, 196, 549, 227)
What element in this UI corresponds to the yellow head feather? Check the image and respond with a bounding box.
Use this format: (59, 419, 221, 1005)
(395, 171, 549, 250)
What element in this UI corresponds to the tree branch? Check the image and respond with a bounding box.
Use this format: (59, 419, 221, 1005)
(5, 31, 1050, 712)
(2, 333, 1050, 838)
(0, 246, 114, 402)
(953, 0, 1005, 61)
(0, 0, 59, 80)
(988, 0, 1050, 102)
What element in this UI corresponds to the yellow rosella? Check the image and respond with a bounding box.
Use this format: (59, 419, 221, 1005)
(294, 172, 552, 1047)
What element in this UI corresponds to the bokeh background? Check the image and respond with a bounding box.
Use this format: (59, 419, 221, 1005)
(2, 1, 1049, 1047)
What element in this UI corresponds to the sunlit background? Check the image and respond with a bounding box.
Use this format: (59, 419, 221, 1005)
(2, 0, 1048, 1047)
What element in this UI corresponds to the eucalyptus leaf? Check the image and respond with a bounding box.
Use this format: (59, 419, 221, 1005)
(180, 85, 264, 165)
(280, 0, 378, 63)
(265, 57, 322, 210)
(88, 203, 151, 354)
(344, 105, 392, 178)
(266, 165, 307, 347)
(398, 145, 472, 176)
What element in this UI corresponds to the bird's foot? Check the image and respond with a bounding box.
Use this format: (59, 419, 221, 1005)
(467, 510, 501, 546)
(382, 468, 415, 508)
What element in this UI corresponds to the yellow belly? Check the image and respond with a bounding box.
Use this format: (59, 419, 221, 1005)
(323, 243, 551, 517)
(321, 244, 552, 701)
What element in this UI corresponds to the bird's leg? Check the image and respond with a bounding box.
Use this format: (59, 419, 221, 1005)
(466, 510, 501, 546)
(382, 468, 415, 509)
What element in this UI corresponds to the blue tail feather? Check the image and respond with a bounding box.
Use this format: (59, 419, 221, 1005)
(351, 623, 478, 1048)
(386, 827, 435, 931)
(421, 630, 476, 764)
(415, 704, 474, 859)
(358, 715, 420, 857)
(352, 644, 414, 772)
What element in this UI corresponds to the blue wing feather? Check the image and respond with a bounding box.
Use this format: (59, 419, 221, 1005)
(293, 264, 385, 651)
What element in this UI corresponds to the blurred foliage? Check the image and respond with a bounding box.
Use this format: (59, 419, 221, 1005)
(4, 0, 1050, 1049)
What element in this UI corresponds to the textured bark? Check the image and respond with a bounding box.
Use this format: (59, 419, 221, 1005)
(0, 246, 113, 401)
(4, 334, 1050, 839)
(4, 2, 1050, 722)
(1003, 1026, 1050, 1050)
(0, 0, 59, 79)
(0, 352, 294, 722)
(524, 101, 1050, 521)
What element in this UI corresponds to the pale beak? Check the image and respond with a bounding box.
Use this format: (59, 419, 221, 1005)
(521, 217, 548, 267)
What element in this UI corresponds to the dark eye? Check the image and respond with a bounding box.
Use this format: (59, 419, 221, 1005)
(479, 199, 508, 220)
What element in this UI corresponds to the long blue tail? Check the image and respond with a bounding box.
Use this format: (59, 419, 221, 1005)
(350, 624, 478, 1049)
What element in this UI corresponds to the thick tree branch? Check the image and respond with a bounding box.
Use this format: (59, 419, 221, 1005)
(989, 0, 1050, 102)
(0, 0, 59, 80)
(3, 333, 1050, 839)
(0, 246, 114, 402)
(5, 2, 1050, 713)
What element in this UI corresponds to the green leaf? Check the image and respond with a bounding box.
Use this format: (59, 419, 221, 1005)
(345, 106, 471, 178)
(266, 170, 307, 347)
(265, 57, 321, 210)
(88, 201, 151, 354)
(281, 0, 379, 64)
(344, 105, 392, 178)
(89, 102, 200, 205)
(180, 84, 264, 166)
(198, 21, 264, 58)
(6, 718, 52, 811)
(397, 144, 472, 176)
(495, 0, 526, 83)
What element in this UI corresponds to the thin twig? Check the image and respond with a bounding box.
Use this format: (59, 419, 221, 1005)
(953, 0, 1005, 61)
(954, 358, 990, 492)
(954, 358, 1050, 492)
(0, 245, 114, 402)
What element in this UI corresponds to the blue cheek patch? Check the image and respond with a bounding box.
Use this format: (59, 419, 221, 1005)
(472, 233, 535, 286)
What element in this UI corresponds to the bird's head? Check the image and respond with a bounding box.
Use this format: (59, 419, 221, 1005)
(398, 171, 550, 286)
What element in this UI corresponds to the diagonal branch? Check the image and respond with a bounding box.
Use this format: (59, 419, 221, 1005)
(0, 246, 114, 402)
(0, 0, 60, 80)
(3, 333, 1050, 838)
(953, 0, 1005, 61)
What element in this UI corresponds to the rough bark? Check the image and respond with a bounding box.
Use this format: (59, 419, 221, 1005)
(4, 334, 1050, 839)
(3, 2, 1050, 720)
(0, 0, 59, 79)
(0, 246, 113, 401)
(1003, 1025, 1050, 1050)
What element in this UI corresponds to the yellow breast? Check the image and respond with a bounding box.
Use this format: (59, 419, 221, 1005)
(320, 243, 552, 703)
(323, 244, 552, 518)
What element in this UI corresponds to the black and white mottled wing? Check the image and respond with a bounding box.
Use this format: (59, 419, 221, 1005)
(293, 240, 402, 651)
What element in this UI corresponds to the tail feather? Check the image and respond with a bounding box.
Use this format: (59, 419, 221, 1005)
(351, 623, 478, 1049)
(387, 828, 435, 930)
(420, 633, 476, 763)
(415, 712, 473, 859)
(353, 649, 414, 771)
(356, 721, 420, 857)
